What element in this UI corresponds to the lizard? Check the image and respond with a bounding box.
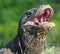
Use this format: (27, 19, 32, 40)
(0, 5, 55, 54)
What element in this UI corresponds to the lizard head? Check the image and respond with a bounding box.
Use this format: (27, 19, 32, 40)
(19, 5, 55, 34)
(24, 5, 54, 26)
(18, 5, 55, 54)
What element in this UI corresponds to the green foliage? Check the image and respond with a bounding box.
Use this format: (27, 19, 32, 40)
(0, 0, 60, 49)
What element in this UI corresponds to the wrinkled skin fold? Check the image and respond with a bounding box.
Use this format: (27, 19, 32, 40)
(0, 5, 55, 54)
(22, 22, 55, 54)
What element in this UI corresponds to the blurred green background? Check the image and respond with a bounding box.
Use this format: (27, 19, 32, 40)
(0, 0, 60, 48)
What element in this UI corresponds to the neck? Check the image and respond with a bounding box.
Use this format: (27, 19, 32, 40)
(21, 28, 46, 54)
(4, 34, 24, 54)
(4, 27, 46, 54)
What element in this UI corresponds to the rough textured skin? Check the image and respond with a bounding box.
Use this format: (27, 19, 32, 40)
(0, 48, 13, 54)
(23, 22, 55, 54)
(0, 5, 55, 54)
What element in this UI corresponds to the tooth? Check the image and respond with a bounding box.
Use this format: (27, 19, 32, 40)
(47, 10, 50, 16)
(34, 18, 39, 23)
(45, 18, 46, 21)
(30, 21, 34, 25)
(41, 17, 43, 22)
(23, 21, 34, 26)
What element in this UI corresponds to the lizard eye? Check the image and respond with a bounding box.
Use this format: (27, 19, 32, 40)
(28, 11, 32, 15)
(25, 11, 32, 16)
(25, 11, 32, 18)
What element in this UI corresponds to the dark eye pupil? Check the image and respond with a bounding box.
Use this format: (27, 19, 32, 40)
(27, 12, 32, 15)
(25, 12, 32, 15)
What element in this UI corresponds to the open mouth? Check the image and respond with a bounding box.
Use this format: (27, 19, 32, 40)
(24, 6, 54, 26)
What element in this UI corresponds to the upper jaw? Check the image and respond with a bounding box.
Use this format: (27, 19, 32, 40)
(23, 5, 54, 26)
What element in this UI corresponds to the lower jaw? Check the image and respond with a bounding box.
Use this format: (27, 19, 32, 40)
(37, 21, 48, 25)
(23, 21, 49, 26)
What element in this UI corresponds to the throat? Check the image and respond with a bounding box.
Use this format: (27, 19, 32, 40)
(22, 28, 46, 54)
(24, 34, 46, 54)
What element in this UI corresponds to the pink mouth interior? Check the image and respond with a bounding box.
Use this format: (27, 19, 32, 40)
(24, 8, 53, 26)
